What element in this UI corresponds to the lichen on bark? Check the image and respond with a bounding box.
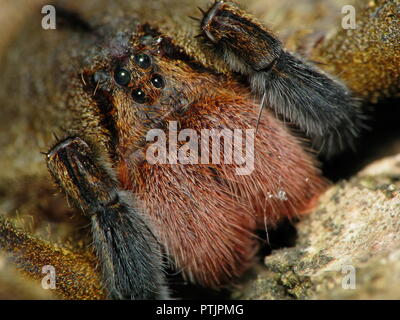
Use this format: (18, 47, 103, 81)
(236, 154, 400, 299)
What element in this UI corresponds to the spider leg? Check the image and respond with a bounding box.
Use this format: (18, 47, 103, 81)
(0, 215, 104, 299)
(46, 137, 169, 300)
(200, 1, 363, 157)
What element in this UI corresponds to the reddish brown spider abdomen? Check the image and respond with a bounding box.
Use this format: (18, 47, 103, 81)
(118, 79, 327, 288)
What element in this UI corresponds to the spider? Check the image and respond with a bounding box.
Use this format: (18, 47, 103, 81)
(0, 1, 362, 299)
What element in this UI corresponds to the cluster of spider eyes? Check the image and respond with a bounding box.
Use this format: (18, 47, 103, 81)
(114, 53, 165, 104)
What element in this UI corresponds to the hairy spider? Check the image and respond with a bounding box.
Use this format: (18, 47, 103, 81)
(0, 1, 363, 299)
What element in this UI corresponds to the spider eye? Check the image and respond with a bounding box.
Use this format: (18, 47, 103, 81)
(150, 74, 165, 88)
(134, 53, 151, 69)
(132, 88, 146, 104)
(114, 68, 131, 86)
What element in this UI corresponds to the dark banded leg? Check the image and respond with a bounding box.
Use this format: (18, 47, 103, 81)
(47, 137, 169, 300)
(200, 1, 363, 157)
